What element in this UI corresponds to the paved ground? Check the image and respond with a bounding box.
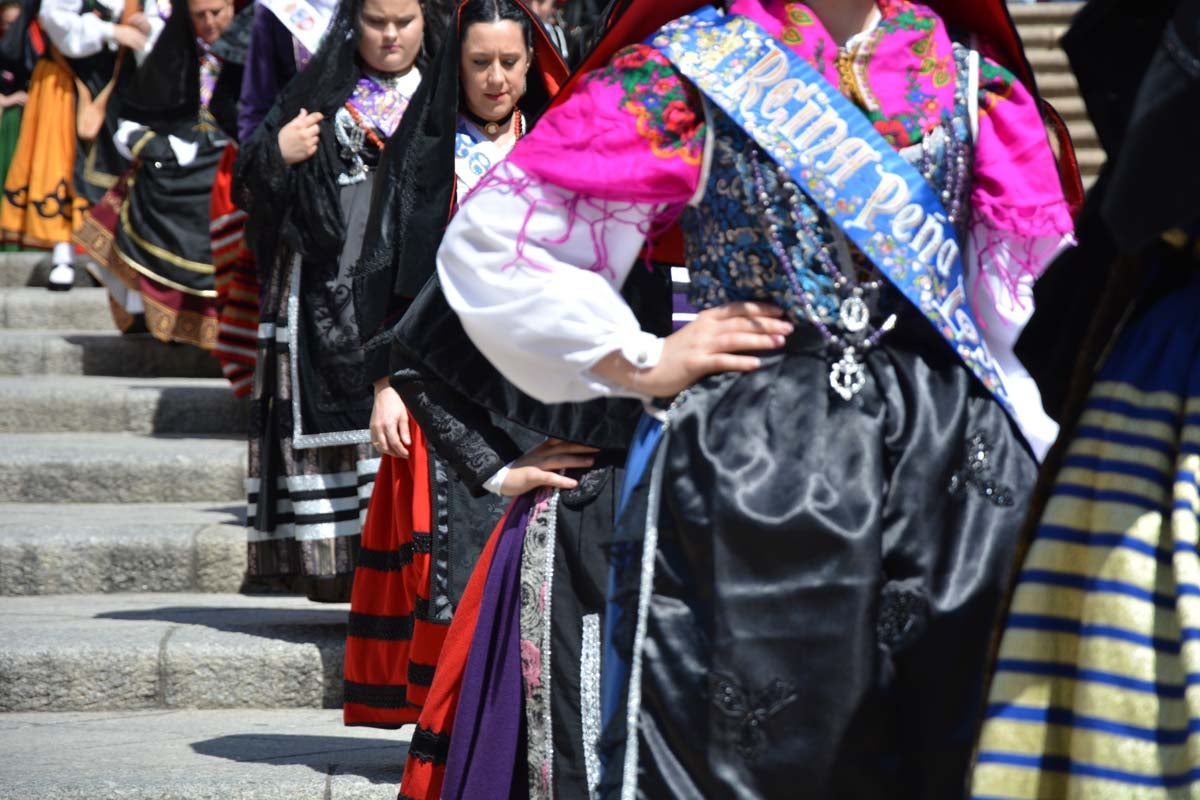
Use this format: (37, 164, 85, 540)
(0, 709, 410, 799)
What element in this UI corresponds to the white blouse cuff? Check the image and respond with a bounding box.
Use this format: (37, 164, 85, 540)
(482, 463, 513, 496)
(582, 330, 664, 398)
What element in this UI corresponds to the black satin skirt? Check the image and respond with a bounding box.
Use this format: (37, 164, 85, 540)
(600, 316, 1038, 800)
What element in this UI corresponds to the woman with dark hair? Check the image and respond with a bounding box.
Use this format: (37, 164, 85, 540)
(233, 0, 442, 602)
(432, 0, 1081, 796)
(341, 1, 596, 773)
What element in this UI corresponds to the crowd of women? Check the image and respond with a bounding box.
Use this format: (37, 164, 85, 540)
(4, 0, 1199, 795)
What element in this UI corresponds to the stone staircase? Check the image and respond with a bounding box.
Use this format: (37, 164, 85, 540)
(1010, 2, 1104, 188)
(0, 253, 406, 799)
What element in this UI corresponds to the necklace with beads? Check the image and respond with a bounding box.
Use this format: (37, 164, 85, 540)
(749, 149, 896, 401)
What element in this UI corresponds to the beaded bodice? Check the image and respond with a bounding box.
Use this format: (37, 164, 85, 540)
(678, 42, 975, 390)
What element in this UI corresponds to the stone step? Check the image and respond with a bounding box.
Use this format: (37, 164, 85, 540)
(1010, 1, 1083, 23)
(0, 329, 222, 378)
(0, 286, 114, 331)
(0, 503, 246, 596)
(1035, 71, 1084, 99)
(1052, 96, 1088, 122)
(0, 709, 405, 799)
(1026, 47, 1070, 73)
(0, 433, 244, 503)
(0, 376, 247, 434)
(1016, 23, 1075, 51)
(0, 252, 99, 288)
(0, 594, 348, 713)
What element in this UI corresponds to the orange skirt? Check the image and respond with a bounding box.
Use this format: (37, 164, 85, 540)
(0, 58, 83, 248)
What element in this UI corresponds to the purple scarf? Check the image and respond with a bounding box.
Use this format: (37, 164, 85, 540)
(441, 492, 535, 800)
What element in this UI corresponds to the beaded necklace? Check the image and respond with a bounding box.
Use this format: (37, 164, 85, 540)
(749, 150, 896, 400)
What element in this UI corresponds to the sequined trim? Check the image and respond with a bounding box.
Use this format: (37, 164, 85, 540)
(581, 613, 602, 798)
(948, 432, 1015, 507)
(520, 490, 559, 800)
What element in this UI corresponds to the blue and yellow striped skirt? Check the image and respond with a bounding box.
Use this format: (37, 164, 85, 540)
(974, 275, 1200, 799)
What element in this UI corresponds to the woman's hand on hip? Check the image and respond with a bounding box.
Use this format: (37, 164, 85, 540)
(593, 302, 793, 399)
(499, 438, 599, 497)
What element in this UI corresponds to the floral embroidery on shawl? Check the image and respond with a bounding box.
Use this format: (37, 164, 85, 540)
(780, 6, 828, 74)
(775, 0, 957, 148)
(977, 59, 1017, 115)
(592, 45, 705, 166)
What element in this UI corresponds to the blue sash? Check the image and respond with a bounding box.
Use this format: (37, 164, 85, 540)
(651, 7, 1013, 415)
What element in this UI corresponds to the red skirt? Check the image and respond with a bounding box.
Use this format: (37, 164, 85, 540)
(209, 143, 258, 398)
(344, 420, 453, 728)
(397, 510, 502, 800)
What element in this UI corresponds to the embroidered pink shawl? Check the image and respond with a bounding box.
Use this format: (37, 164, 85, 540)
(509, 0, 1073, 246)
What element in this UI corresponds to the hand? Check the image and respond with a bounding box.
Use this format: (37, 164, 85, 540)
(370, 379, 411, 459)
(592, 302, 793, 399)
(111, 23, 148, 50)
(499, 438, 599, 497)
(277, 108, 324, 166)
(125, 12, 151, 34)
(0, 91, 26, 108)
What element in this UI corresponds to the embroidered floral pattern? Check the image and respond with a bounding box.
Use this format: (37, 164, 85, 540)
(777, 1, 957, 148)
(978, 60, 1018, 116)
(593, 45, 705, 166)
(707, 672, 799, 762)
(860, 3, 951, 147)
(949, 433, 1015, 507)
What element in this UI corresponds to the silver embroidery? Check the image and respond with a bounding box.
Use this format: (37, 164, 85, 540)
(581, 613, 602, 798)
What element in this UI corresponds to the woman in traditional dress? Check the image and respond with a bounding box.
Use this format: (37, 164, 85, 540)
(972, 1, 1200, 796)
(0, 0, 163, 289)
(79, 0, 242, 347)
(432, 0, 1080, 796)
(206, 0, 339, 398)
(234, 0, 441, 602)
(341, 0, 587, 753)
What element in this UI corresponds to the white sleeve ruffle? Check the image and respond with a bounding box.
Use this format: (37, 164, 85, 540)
(39, 0, 114, 58)
(437, 160, 665, 405)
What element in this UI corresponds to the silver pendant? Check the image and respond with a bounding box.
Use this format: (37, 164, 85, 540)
(839, 295, 869, 334)
(829, 349, 867, 401)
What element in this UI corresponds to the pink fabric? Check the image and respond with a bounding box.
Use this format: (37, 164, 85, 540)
(972, 50, 1074, 241)
(508, 0, 1072, 271)
(509, 46, 705, 208)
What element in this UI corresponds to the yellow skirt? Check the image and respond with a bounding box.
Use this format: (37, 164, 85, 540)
(0, 59, 84, 248)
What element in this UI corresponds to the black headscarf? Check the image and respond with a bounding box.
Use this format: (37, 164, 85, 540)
(234, 0, 451, 269)
(352, 0, 568, 378)
(372, 0, 678, 451)
(119, 0, 254, 138)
